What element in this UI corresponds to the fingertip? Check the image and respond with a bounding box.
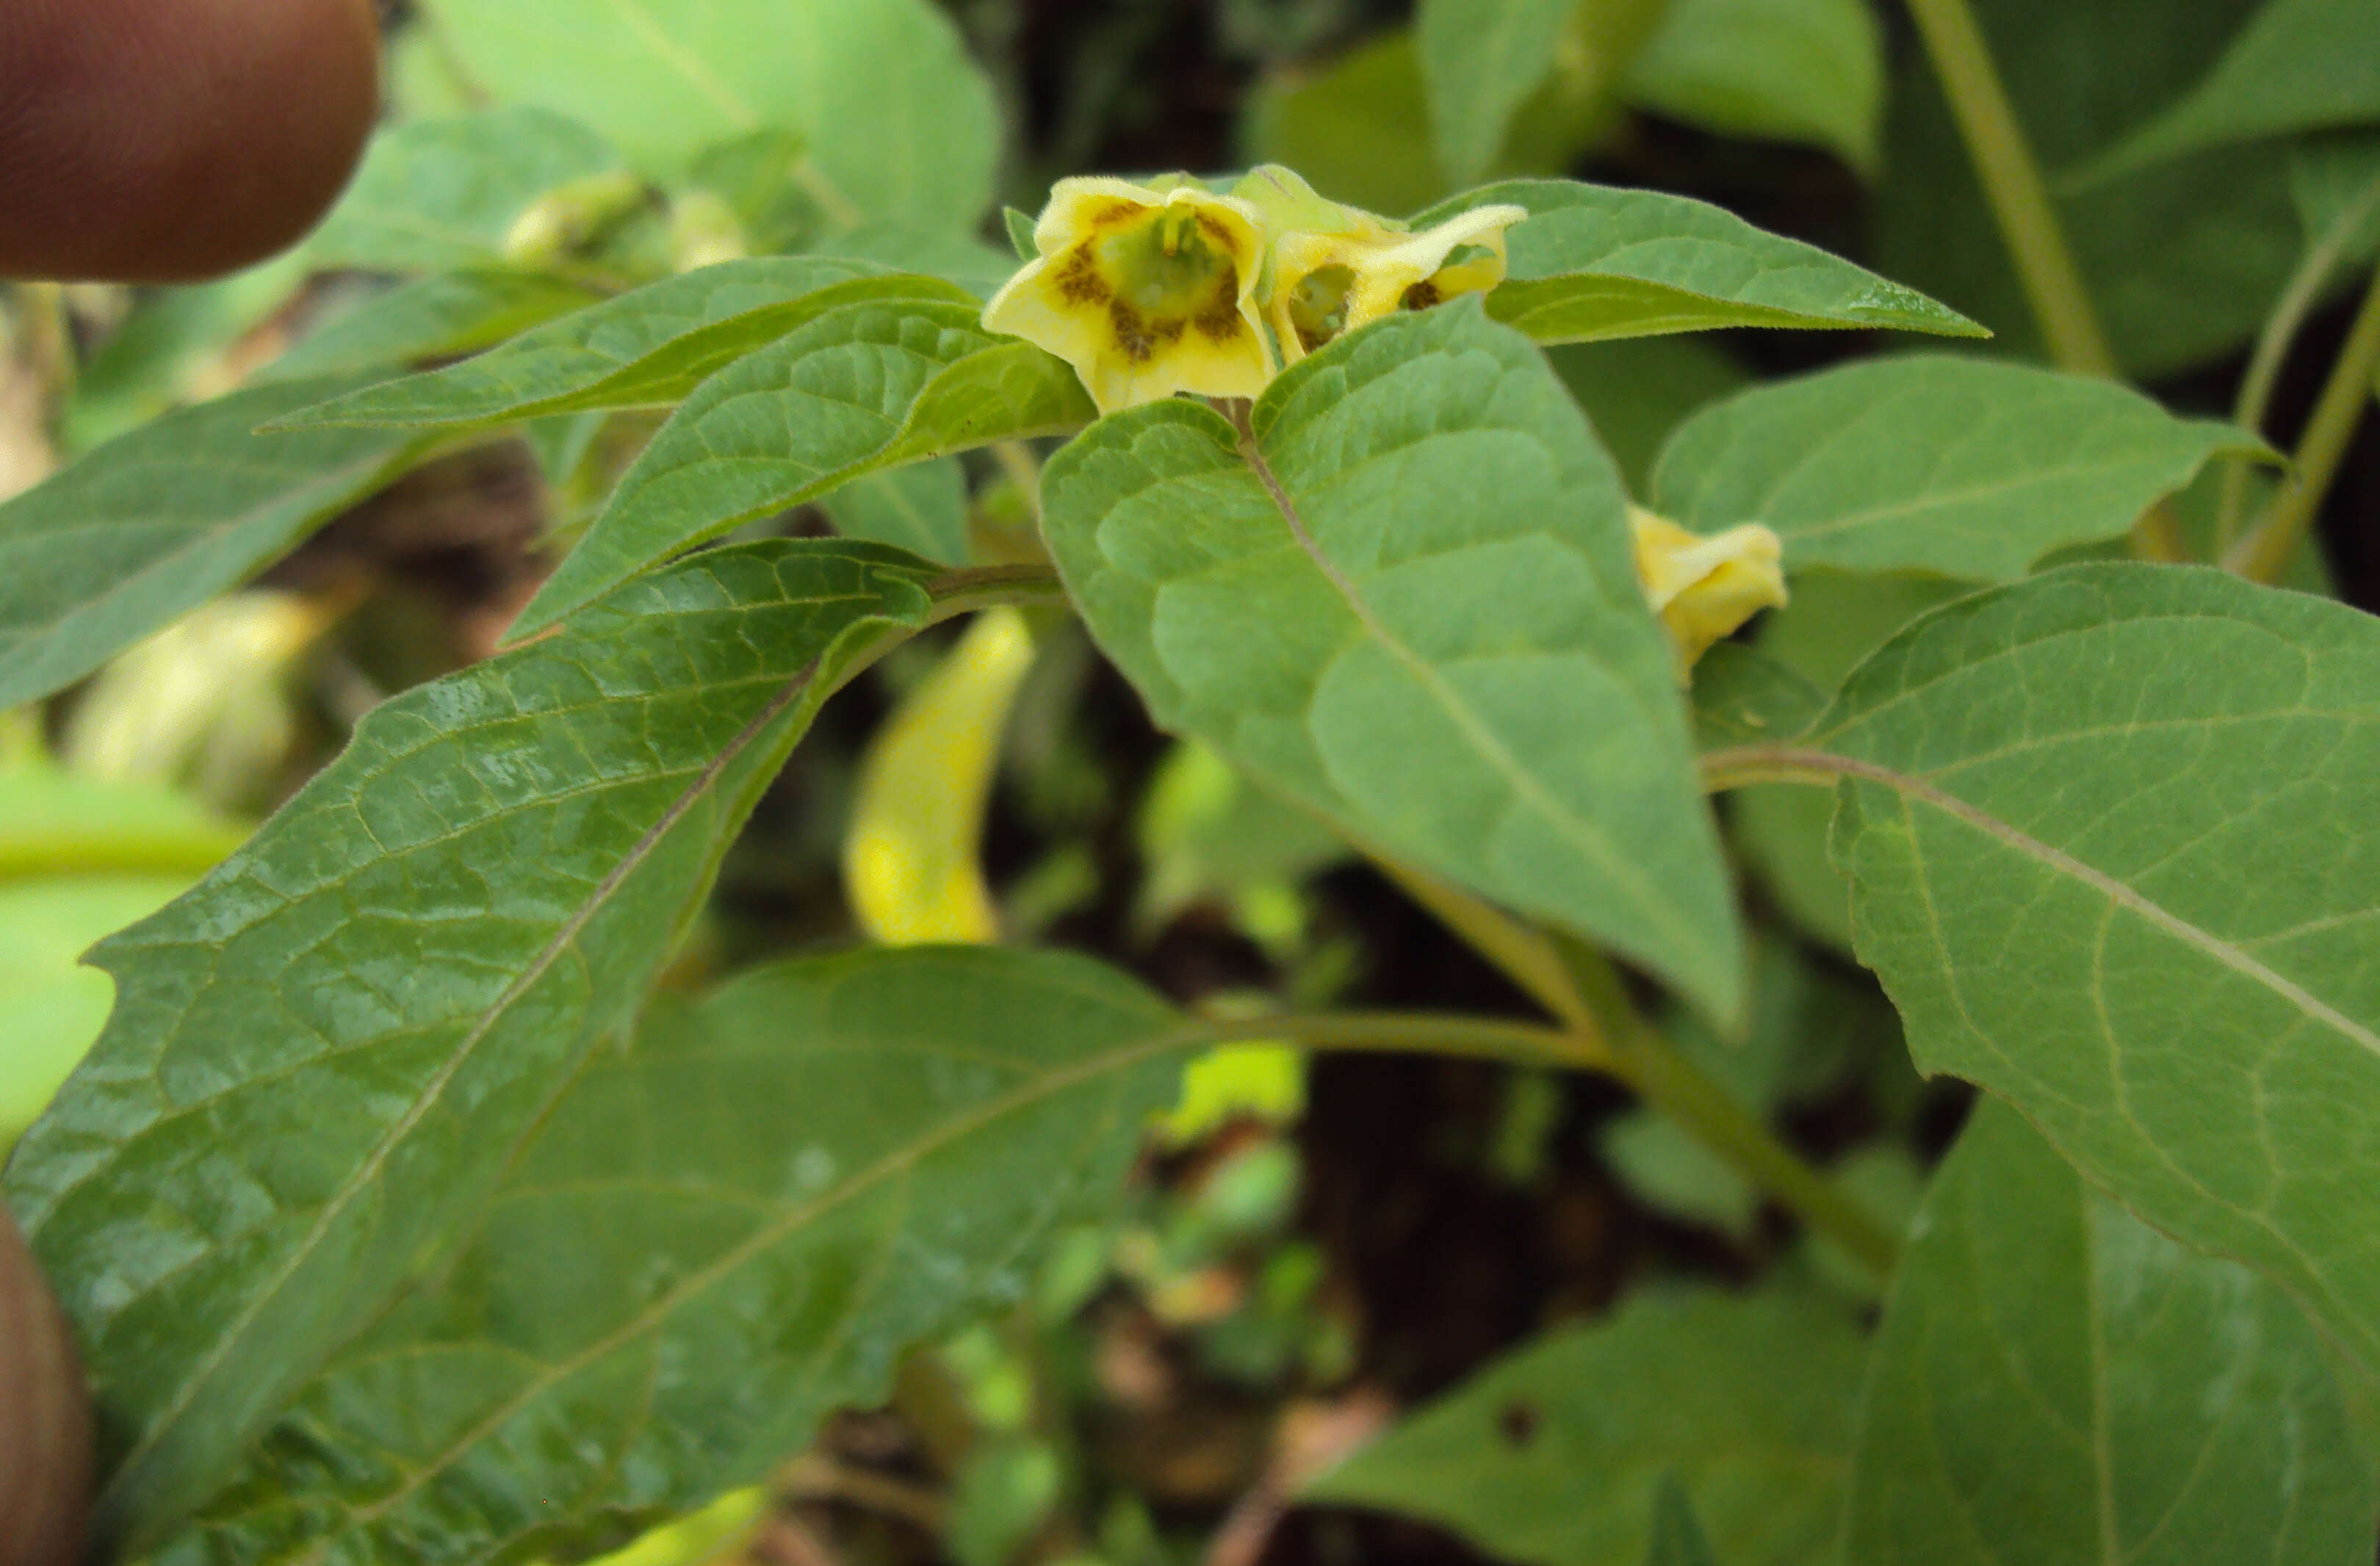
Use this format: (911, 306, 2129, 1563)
(0, 1206, 90, 1566)
(0, 0, 382, 282)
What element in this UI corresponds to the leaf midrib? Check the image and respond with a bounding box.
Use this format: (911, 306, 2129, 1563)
(285, 1019, 1195, 1563)
(1233, 422, 1712, 995)
(1712, 744, 2380, 1061)
(94, 650, 834, 1537)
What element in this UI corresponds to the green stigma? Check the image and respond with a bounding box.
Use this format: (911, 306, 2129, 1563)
(1097, 209, 1236, 317)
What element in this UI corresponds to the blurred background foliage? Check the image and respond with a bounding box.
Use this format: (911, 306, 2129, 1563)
(1, 0, 2373, 1562)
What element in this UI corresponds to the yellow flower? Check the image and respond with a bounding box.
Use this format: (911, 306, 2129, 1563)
(1629, 506, 1789, 677)
(982, 176, 1274, 414)
(1263, 201, 1530, 364)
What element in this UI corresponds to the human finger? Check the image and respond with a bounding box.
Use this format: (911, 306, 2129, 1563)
(0, 0, 381, 281)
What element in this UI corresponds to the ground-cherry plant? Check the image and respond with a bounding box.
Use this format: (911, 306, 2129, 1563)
(4, 0, 2379, 1562)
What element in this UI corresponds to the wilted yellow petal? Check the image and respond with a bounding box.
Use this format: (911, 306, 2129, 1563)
(1629, 505, 1788, 676)
(844, 606, 1037, 945)
(983, 176, 1274, 413)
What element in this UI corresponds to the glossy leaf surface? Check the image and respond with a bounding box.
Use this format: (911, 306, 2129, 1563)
(151, 948, 1186, 1566)
(1307, 1290, 1867, 1566)
(1792, 565, 2380, 1371)
(0, 377, 426, 709)
(3, 541, 937, 1551)
(1652, 357, 2265, 580)
(1416, 181, 1986, 343)
(1848, 1102, 2376, 1566)
(278, 261, 959, 435)
(1042, 301, 1741, 1022)
(516, 317, 1090, 638)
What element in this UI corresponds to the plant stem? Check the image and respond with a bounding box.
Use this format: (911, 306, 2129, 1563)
(1364, 854, 1595, 1033)
(1899, 0, 2115, 378)
(1557, 941, 1902, 1276)
(2219, 171, 2380, 545)
(924, 563, 1069, 618)
(0, 826, 249, 883)
(1358, 854, 1900, 1277)
(1211, 1008, 1590, 1070)
(1899, 0, 2197, 561)
(2226, 263, 2380, 585)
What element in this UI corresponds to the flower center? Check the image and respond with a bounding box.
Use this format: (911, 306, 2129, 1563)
(1288, 265, 1357, 353)
(1099, 208, 1238, 320)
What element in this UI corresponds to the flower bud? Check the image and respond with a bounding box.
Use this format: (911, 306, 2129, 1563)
(1629, 506, 1789, 677)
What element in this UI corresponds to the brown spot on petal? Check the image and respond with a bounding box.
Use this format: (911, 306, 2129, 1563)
(1402, 281, 1443, 311)
(1194, 270, 1247, 343)
(1092, 200, 1146, 228)
(1196, 212, 1235, 248)
(1056, 242, 1108, 306)
(1111, 300, 1156, 363)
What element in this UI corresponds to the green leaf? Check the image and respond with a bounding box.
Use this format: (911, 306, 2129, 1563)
(1645, 1477, 1723, 1566)
(2289, 132, 2380, 261)
(825, 223, 1020, 300)
(1621, 0, 1884, 176)
(515, 316, 1091, 638)
(421, 0, 1000, 231)
(1041, 300, 1741, 1023)
(1549, 334, 1751, 497)
(147, 946, 1187, 1566)
(275, 260, 962, 436)
(0, 375, 428, 710)
(1690, 644, 1825, 752)
(1651, 356, 2268, 580)
(1, 540, 937, 1553)
(1728, 572, 1977, 956)
(1848, 1100, 2377, 1565)
(1003, 206, 1038, 261)
(1416, 0, 1574, 184)
(1780, 564, 2380, 1372)
(1418, 180, 1988, 343)
(1135, 741, 1349, 936)
(0, 754, 248, 883)
(306, 107, 627, 273)
(0, 878, 194, 1157)
(1872, 0, 2302, 376)
(679, 128, 820, 253)
(1305, 1289, 1867, 1566)
(267, 270, 604, 381)
(2073, 0, 2380, 185)
(821, 457, 970, 563)
(1244, 32, 1452, 221)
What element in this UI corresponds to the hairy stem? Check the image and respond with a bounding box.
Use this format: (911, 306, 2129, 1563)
(2226, 263, 2380, 585)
